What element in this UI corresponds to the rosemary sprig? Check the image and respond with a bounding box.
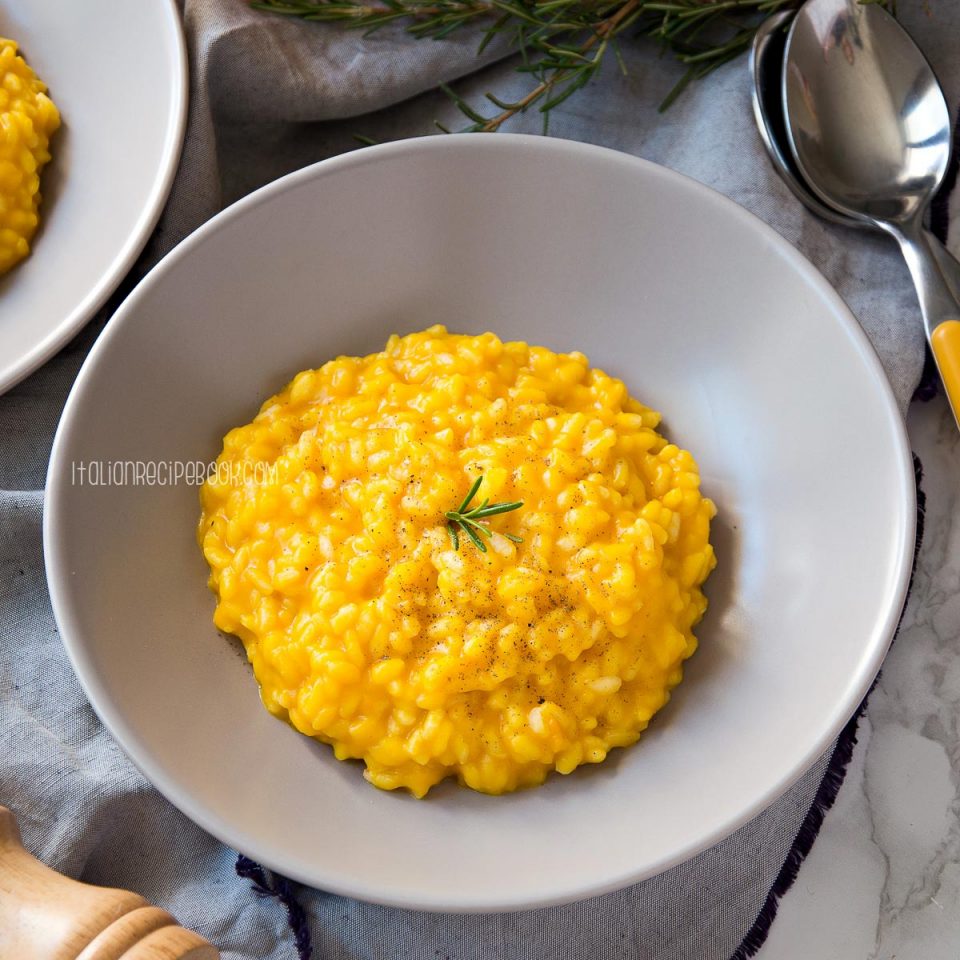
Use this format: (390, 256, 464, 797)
(445, 474, 523, 552)
(252, 0, 812, 131)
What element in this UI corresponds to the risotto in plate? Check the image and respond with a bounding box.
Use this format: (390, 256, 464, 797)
(199, 327, 716, 797)
(0, 38, 60, 276)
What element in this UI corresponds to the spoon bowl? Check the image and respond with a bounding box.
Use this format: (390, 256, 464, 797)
(783, 0, 951, 226)
(749, 9, 960, 298)
(750, 11, 850, 227)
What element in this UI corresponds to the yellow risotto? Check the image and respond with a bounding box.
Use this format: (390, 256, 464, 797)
(199, 327, 716, 797)
(0, 38, 60, 276)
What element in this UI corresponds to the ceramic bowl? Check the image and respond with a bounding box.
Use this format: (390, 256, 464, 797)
(45, 135, 914, 911)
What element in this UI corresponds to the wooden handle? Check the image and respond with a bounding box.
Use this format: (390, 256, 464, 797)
(0, 805, 219, 960)
(931, 320, 960, 429)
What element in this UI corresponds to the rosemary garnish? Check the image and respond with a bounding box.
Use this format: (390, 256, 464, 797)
(445, 474, 523, 552)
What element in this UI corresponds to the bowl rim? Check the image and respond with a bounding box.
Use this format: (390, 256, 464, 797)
(43, 133, 916, 912)
(0, 0, 189, 395)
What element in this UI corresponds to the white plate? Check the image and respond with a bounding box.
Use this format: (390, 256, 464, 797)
(0, 0, 186, 393)
(44, 135, 914, 912)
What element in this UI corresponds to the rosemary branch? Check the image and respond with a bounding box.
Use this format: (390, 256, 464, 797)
(253, 0, 893, 131)
(445, 474, 523, 552)
(252, 0, 805, 130)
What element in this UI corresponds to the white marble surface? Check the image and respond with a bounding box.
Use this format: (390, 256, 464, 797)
(756, 392, 960, 960)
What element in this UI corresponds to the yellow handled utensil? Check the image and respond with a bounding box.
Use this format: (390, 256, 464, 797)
(0, 805, 219, 960)
(932, 321, 960, 423)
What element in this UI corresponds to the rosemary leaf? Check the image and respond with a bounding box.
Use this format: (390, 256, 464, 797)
(455, 474, 485, 514)
(461, 517, 493, 537)
(469, 501, 525, 518)
(463, 523, 487, 552)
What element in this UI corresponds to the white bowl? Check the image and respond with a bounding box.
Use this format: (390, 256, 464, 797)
(44, 135, 914, 911)
(0, 0, 186, 393)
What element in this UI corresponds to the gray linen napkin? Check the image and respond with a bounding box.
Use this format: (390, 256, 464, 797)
(2, 2, 957, 957)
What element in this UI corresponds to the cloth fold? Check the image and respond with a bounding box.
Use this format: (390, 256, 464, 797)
(1, 1, 958, 957)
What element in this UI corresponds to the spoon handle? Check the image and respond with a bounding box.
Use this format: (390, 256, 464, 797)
(926, 230, 960, 304)
(896, 224, 960, 428)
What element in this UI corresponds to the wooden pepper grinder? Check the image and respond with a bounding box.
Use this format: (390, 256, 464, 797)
(0, 805, 219, 959)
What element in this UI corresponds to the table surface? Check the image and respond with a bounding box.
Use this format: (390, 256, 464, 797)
(756, 391, 960, 959)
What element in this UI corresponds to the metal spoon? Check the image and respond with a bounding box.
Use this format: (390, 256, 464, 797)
(782, 0, 960, 423)
(751, 12, 851, 225)
(750, 11, 960, 296)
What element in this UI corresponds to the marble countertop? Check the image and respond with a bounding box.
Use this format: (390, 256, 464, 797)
(756, 392, 960, 959)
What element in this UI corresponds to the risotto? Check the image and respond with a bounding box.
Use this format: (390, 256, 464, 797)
(199, 327, 716, 797)
(0, 38, 60, 276)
